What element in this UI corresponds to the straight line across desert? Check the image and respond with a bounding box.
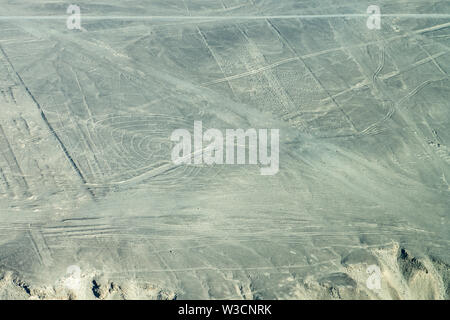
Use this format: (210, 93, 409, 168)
(0, 0, 448, 300)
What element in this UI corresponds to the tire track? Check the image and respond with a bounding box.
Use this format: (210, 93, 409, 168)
(372, 45, 385, 83)
(0, 124, 30, 197)
(0, 44, 96, 200)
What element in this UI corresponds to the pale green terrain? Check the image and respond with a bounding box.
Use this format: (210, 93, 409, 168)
(0, 0, 448, 299)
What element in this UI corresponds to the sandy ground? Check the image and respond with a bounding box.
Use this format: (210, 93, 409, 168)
(0, 0, 449, 299)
